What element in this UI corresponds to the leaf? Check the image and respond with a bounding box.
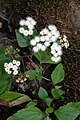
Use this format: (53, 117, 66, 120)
(34, 51, 56, 64)
(7, 106, 43, 120)
(45, 98, 52, 107)
(54, 102, 80, 120)
(27, 101, 37, 107)
(15, 30, 30, 47)
(36, 67, 43, 81)
(38, 87, 48, 100)
(51, 63, 65, 85)
(51, 88, 65, 100)
(0, 74, 12, 95)
(44, 116, 51, 120)
(45, 107, 54, 114)
(25, 70, 36, 80)
(0, 91, 31, 107)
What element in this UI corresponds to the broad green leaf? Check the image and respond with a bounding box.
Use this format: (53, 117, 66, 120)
(25, 70, 36, 80)
(51, 88, 65, 100)
(7, 106, 43, 120)
(51, 63, 65, 85)
(27, 101, 37, 107)
(34, 51, 56, 64)
(36, 67, 43, 81)
(0, 91, 31, 107)
(38, 87, 48, 100)
(15, 30, 30, 47)
(0, 74, 12, 95)
(54, 102, 80, 120)
(45, 98, 52, 107)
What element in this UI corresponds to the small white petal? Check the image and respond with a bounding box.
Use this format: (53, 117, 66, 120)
(44, 42, 50, 47)
(50, 36, 56, 42)
(37, 43, 42, 50)
(13, 60, 17, 64)
(28, 24, 34, 30)
(48, 25, 57, 31)
(55, 31, 60, 38)
(25, 20, 30, 26)
(40, 31, 44, 35)
(41, 45, 46, 51)
(51, 56, 61, 62)
(51, 43, 58, 49)
(35, 36, 40, 43)
(42, 28, 49, 34)
(28, 29, 33, 35)
(4, 63, 8, 68)
(13, 65, 18, 71)
(40, 36, 45, 42)
(45, 35, 50, 41)
(33, 46, 39, 53)
(16, 61, 20, 66)
(23, 30, 29, 36)
(27, 17, 33, 22)
(30, 39, 36, 46)
(19, 19, 25, 26)
(8, 62, 13, 69)
(51, 49, 56, 55)
(19, 27, 24, 34)
(5, 67, 10, 72)
(31, 20, 36, 26)
(54, 53, 59, 57)
(13, 70, 18, 75)
(57, 50, 62, 56)
(47, 32, 52, 37)
(7, 70, 12, 74)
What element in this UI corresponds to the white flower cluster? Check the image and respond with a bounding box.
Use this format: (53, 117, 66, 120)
(30, 24, 62, 62)
(19, 17, 36, 36)
(60, 35, 69, 49)
(4, 60, 20, 75)
(51, 43, 62, 62)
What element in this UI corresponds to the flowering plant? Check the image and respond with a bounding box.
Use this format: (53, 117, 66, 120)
(0, 17, 80, 120)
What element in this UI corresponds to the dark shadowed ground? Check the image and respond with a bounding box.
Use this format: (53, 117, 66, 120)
(0, 0, 80, 120)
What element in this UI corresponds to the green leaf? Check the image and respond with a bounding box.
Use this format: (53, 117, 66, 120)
(45, 98, 52, 107)
(38, 87, 48, 100)
(15, 30, 30, 47)
(27, 101, 37, 107)
(51, 88, 65, 100)
(36, 67, 43, 81)
(44, 116, 51, 120)
(25, 70, 36, 80)
(51, 63, 65, 85)
(54, 102, 80, 120)
(45, 107, 54, 114)
(7, 106, 43, 120)
(0, 74, 12, 95)
(34, 51, 56, 64)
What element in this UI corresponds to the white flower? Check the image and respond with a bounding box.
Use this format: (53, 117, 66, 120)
(57, 50, 62, 56)
(7, 70, 12, 74)
(54, 52, 59, 57)
(5, 67, 10, 72)
(31, 20, 36, 26)
(19, 19, 25, 26)
(41, 45, 46, 51)
(28, 24, 34, 30)
(13, 60, 17, 64)
(51, 56, 61, 62)
(45, 35, 49, 41)
(33, 46, 39, 53)
(27, 17, 33, 22)
(51, 49, 56, 55)
(42, 28, 49, 34)
(13, 65, 18, 71)
(55, 31, 60, 38)
(40, 31, 44, 35)
(25, 20, 30, 26)
(51, 43, 58, 49)
(35, 36, 40, 43)
(30, 39, 36, 46)
(4, 63, 8, 68)
(13, 70, 18, 75)
(16, 61, 20, 66)
(19, 27, 24, 34)
(64, 42, 69, 49)
(51, 30, 56, 36)
(50, 36, 56, 42)
(48, 25, 57, 31)
(37, 43, 42, 50)
(44, 42, 50, 47)
(40, 36, 45, 42)
(28, 29, 33, 35)
(47, 32, 52, 37)
(23, 30, 29, 36)
(8, 62, 13, 69)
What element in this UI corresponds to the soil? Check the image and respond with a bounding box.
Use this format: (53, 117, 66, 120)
(0, 0, 80, 120)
